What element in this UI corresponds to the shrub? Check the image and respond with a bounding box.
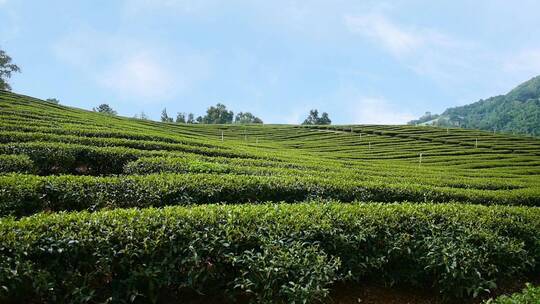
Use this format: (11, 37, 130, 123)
(485, 283, 540, 303)
(124, 157, 231, 175)
(0, 154, 35, 173)
(0, 203, 539, 303)
(0, 173, 539, 217)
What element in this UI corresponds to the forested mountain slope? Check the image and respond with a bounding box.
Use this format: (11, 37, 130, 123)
(409, 75, 540, 137)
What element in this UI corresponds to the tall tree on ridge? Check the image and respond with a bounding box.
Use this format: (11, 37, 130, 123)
(0, 48, 21, 91)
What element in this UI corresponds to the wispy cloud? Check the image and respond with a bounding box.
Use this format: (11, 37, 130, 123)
(345, 12, 479, 87)
(99, 52, 175, 100)
(345, 13, 423, 57)
(52, 29, 210, 103)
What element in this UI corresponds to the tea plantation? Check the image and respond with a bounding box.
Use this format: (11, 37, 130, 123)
(0, 90, 539, 303)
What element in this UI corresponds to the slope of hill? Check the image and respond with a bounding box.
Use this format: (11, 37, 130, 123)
(409, 76, 540, 137)
(0, 90, 539, 303)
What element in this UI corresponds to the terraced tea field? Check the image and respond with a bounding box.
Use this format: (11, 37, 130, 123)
(0, 90, 539, 303)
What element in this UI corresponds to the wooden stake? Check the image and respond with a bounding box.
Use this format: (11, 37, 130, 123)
(419, 153, 423, 165)
(221, 131, 224, 142)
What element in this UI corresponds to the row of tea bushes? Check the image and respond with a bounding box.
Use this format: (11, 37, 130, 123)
(1, 173, 539, 217)
(1, 203, 539, 303)
(0, 154, 35, 174)
(485, 284, 540, 303)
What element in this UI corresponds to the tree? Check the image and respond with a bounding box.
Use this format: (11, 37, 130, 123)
(0, 48, 21, 91)
(407, 111, 440, 125)
(45, 98, 60, 104)
(134, 111, 149, 120)
(93, 104, 117, 115)
(199, 103, 234, 124)
(318, 112, 331, 125)
(302, 109, 319, 125)
(161, 108, 173, 123)
(235, 112, 263, 124)
(187, 113, 195, 124)
(176, 112, 186, 123)
(302, 109, 331, 125)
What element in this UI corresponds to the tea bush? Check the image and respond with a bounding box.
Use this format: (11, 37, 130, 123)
(0, 203, 538, 303)
(485, 284, 540, 303)
(0, 154, 35, 173)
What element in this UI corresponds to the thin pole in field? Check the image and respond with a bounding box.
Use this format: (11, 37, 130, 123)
(368, 142, 371, 150)
(446, 128, 449, 134)
(221, 131, 224, 142)
(475, 138, 478, 148)
(419, 153, 423, 165)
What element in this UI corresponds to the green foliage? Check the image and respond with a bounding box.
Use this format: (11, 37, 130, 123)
(133, 111, 149, 120)
(0, 90, 540, 303)
(407, 111, 440, 125)
(235, 112, 263, 124)
(0, 154, 35, 173)
(302, 109, 331, 125)
(160, 108, 173, 123)
(485, 284, 540, 304)
(124, 157, 231, 174)
(0, 142, 146, 175)
(199, 103, 234, 124)
(175, 112, 186, 123)
(1, 171, 539, 217)
(0, 203, 538, 303)
(45, 98, 60, 104)
(410, 75, 540, 136)
(92, 104, 117, 116)
(0, 48, 20, 91)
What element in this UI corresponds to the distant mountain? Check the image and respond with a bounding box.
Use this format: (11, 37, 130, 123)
(409, 76, 540, 137)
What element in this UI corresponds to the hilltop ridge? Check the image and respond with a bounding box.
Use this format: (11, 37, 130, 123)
(409, 75, 540, 136)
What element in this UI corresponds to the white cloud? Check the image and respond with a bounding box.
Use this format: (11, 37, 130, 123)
(99, 53, 174, 100)
(345, 14, 422, 57)
(53, 29, 211, 103)
(351, 97, 415, 125)
(345, 12, 480, 87)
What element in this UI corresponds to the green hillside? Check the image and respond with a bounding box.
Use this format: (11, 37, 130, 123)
(0, 90, 539, 303)
(409, 76, 540, 137)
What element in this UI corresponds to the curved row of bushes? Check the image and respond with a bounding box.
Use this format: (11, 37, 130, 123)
(1, 203, 539, 303)
(0, 142, 156, 175)
(0, 154, 35, 174)
(125, 156, 528, 191)
(1, 172, 539, 217)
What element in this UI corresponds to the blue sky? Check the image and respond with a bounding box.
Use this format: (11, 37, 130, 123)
(1, 0, 540, 124)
